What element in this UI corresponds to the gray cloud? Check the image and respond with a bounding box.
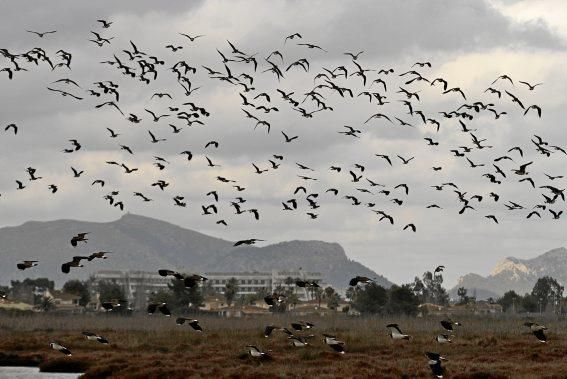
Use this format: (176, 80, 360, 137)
(1, 0, 567, 287)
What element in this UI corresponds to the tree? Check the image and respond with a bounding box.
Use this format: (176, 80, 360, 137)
(10, 278, 55, 305)
(352, 283, 388, 314)
(497, 290, 522, 313)
(24, 278, 55, 290)
(224, 277, 239, 306)
(38, 297, 55, 312)
(62, 280, 90, 307)
(284, 276, 295, 288)
(147, 278, 204, 313)
(201, 280, 215, 298)
(531, 276, 564, 313)
(148, 289, 174, 305)
(420, 271, 449, 305)
(169, 278, 204, 311)
(324, 287, 340, 310)
(97, 281, 125, 303)
(387, 284, 420, 316)
(312, 287, 324, 308)
(345, 287, 356, 303)
(521, 293, 538, 313)
(457, 287, 469, 305)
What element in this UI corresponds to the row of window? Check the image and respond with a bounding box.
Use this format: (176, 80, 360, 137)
(211, 279, 268, 285)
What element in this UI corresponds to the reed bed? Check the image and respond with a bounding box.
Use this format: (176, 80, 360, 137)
(0, 313, 565, 378)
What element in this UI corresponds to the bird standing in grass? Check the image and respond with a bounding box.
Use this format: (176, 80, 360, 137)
(524, 322, 548, 343)
(82, 331, 110, 344)
(387, 323, 411, 340)
(425, 352, 446, 378)
(246, 345, 272, 360)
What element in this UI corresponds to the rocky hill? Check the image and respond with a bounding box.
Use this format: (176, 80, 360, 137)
(450, 247, 567, 299)
(0, 213, 392, 289)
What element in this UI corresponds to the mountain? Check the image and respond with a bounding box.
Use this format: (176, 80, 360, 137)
(450, 247, 567, 299)
(0, 213, 392, 289)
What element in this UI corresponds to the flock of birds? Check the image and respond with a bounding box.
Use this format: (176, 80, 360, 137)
(1, 19, 563, 240)
(1, 19, 560, 378)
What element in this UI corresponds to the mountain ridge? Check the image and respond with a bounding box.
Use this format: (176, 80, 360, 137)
(0, 213, 392, 289)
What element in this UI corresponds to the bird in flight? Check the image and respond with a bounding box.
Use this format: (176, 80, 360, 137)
(27, 30, 57, 37)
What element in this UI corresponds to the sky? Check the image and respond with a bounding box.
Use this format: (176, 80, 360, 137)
(1, 0, 567, 287)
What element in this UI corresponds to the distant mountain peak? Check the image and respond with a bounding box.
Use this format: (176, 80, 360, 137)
(490, 258, 531, 277)
(452, 247, 567, 299)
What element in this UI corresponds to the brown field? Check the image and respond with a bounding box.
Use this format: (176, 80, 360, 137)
(0, 313, 566, 378)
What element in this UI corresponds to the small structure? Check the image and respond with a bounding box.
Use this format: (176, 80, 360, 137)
(44, 289, 83, 313)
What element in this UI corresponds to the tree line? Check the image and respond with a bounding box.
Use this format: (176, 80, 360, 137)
(1, 272, 564, 316)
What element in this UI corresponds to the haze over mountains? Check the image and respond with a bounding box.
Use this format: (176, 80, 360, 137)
(451, 247, 567, 299)
(0, 213, 390, 288)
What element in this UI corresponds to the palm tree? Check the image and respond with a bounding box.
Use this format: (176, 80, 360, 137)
(224, 278, 239, 306)
(38, 297, 55, 312)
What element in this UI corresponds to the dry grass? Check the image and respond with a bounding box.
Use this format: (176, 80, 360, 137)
(0, 313, 566, 378)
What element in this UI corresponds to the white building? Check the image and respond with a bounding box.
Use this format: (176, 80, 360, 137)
(205, 269, 324, 300)
(93, 269, 324, 307)
(93, 270, 170, 309)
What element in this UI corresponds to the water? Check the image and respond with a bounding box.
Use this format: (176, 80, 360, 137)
(0, 367, 81, 378)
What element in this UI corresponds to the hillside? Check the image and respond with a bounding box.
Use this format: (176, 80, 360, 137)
(0, 214, 392, 289)
(451, 247, 567, 299)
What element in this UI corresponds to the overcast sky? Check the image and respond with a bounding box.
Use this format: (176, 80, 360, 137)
(1, 0, 567, 286)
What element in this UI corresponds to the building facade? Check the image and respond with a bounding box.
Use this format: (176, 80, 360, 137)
(93, 269, 324, 308)
(205, 270, 324, 300)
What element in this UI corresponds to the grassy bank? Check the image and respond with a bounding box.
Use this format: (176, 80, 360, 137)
(0, 314, 565, 378)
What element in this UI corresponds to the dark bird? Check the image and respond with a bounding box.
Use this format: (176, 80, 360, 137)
(324, 336, 346, 354)
(4, 123, 18, 134)
(88, 251, 111, 261)
(524, 322, 547, 343)
(97, 19, 113, 28)
(179, 33, 205, 41)
(524, 104, 542, 118)
(71, 167, 84, 178)
(246, 345, 272, 360)
(512, 162, 533, 175)
(27, 30, 57, 37)
(387, 324, 410, 340)
(424, 137, 439, 146)
(425, 352, 447, 378)
(95, 101, 123, 115)
(349, 276, 373, 286)
(549, 209, 562, 219)
(82, 332, 109, 344)
(145, 108, 170, 122)
(440, 319, 462, 332)
(234, 238, 264, 246)
(17, 260, 38, 270)
(61, 256, 89, 273)
(505, 90, 524, 109)
(282, 131, 299, 143)
(50, 341, 71, 356)
(147, 302, 171, 316)
(492, 74, 514, 86)
(70, 232, 88, 247)
(403, 223, 416, 232)
(519, 81, 542, 90)
(176, 318, 203, 331)
(148, 130, 166, 143)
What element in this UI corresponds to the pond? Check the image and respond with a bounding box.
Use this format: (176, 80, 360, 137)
(0, 367, 81, 378)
